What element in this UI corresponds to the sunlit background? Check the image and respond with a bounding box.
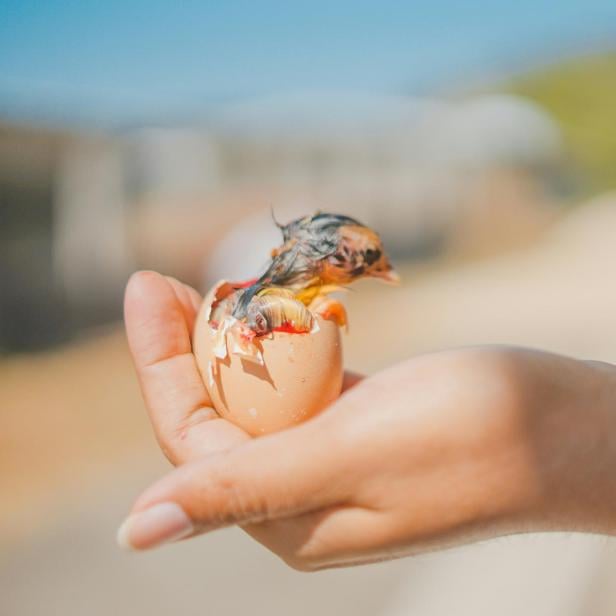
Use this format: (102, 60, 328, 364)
(2, 2, 616, 615)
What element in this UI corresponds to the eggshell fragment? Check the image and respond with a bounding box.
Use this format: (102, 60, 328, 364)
(193, 281, 343, 436)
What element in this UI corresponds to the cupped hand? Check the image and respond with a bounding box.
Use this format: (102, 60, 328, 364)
(121, 271, 363, 566)
(120, 271, 616, 570)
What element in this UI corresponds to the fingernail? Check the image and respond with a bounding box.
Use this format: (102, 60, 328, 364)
(117, 502, 194, 551)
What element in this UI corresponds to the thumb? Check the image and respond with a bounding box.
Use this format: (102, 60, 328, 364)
(117, 421, 347, 550)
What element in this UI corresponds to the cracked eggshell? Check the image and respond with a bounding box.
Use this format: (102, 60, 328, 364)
(193, 281, 343, 436)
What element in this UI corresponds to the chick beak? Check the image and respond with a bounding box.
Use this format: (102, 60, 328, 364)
(372, 268, 400, 285)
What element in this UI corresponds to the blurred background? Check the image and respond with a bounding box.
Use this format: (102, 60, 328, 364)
(1, 1, 616, 614)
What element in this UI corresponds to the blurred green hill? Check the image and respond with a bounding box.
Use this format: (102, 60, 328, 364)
(508, 52, 616, 194)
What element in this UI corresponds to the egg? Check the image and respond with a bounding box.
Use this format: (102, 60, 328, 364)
(193, 280, 343, 436)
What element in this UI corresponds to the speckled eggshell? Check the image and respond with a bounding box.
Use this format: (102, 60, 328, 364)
(193, 281, 344, 436)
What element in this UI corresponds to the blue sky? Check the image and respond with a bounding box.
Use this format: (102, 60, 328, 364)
(1, 1, 615, 126)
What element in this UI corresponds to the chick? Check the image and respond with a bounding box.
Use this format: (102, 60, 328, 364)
(232, 212, 398, 319)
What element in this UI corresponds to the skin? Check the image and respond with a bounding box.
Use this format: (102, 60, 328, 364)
(120, 270, 616, 570)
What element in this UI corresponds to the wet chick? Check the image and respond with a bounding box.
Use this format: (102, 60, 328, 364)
(233, 212, 398, 318)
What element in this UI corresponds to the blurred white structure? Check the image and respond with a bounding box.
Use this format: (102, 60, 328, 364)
(212, 92, 561, 168)
(428, 95, 562, 167)
(130, 128, 221, 202)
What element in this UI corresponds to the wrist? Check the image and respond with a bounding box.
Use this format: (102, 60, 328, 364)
(530, 357, 616, 534)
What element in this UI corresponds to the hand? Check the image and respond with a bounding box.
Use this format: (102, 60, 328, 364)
(120, 270, 362, 565)
(120, 271, 616, 570)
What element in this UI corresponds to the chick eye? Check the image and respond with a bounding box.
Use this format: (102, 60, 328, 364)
(364, 248, 381, 265)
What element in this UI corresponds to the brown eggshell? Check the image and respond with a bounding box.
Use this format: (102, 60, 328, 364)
(193, 281, 343, 436)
